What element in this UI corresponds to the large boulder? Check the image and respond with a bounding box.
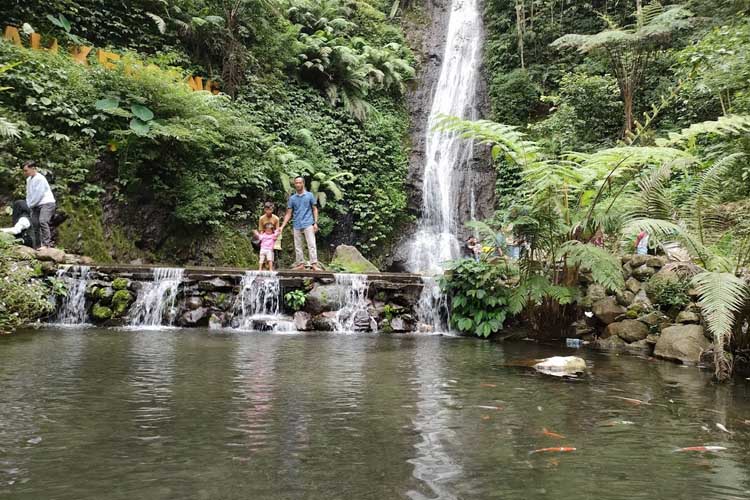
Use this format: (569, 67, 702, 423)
(637, 311, 671, 330)
(592, 297, 626, 325)
(533, 356, 587, 377)
(593, 335, 627, 352)
(625, 278, 641, 294)
(199, 278, 232, 291)
(616, 290, 635, 307)
(604, 319, 649, 343)
(632, 264, 656, 280)
(646, 256, 667, 268)
(654, 324, 711, 364)
(185, 296, 204, 310)
(179, 307, 208, 327)
(329, 245, 379, 274)
(311, 312, 337, 331)
(111, 290, 134, 316)
(586, 284, 608, 303)
(91, 303, 112, 322)
(675, 310, 700, 324)
(304, 284, 349, 315)
(35, 247, 66, 263)
(626, 339, 652, 355)
(629, 254, 650, 267)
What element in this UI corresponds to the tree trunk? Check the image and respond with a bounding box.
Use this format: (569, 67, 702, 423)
(516, 0, 525, 69)
(623, 86, 634, 137)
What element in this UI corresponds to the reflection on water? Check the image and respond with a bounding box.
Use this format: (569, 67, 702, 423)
(1, 329, 750, 500)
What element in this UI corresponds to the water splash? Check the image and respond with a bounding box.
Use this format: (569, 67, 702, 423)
(416, 276, 450, 333)
(128, 268, 184, 327)
(407, 0, 483, 275)
(333, 274, 371, 332)
(233, 271, 294, 332)
(55, 265, 91, 325)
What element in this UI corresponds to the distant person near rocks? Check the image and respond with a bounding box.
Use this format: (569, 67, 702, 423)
(22, 161, 56, 249)
(280, 176, 321, 271)
(1, 200, 33, 247)
(258, 201, 282, 261)
(635, 231, 650, 255)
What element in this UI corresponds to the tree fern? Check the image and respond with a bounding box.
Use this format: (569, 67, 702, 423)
(558, 241, 625, 290)
(655, 115, 750, 147)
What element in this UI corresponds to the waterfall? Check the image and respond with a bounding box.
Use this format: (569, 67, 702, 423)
(407, 0, 483, 275)
(128, 267, 184, 328)
(333, 273, 371, 332)
(233, 271, 294, 332)
(416, 276, 450, 333)
(55, 265, 91, 325)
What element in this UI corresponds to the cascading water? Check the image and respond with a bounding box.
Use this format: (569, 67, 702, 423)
(416, 276, 450, 333)
(233, 271, 294, 332)
(407, 0, 484, 275)
(128, 267, 184, 328)
(54, 265, 91, 325)
(333, 274, 371, 332)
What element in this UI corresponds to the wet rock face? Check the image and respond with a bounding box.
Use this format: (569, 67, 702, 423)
(654, 324, 711, 364)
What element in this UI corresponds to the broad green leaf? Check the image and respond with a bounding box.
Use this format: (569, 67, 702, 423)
(129, 118, 150, 136)
(95, 98, 119, 110)
(131, 104, 154, 122)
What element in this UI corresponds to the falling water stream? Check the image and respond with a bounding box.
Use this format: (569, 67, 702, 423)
(128, 267, 184, 328)
(333, 273, 371, 332)
(233, 271, 295, 332)
(54, 265, 91, 325)
(407, 0, 483, 274)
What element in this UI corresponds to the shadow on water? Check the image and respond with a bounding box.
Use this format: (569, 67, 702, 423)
(1, 328, 750, 499)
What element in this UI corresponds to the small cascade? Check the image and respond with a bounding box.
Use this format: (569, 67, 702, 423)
(233, 271, 294, 332)
(333, 273, 371, 332)
(416, 276, 450, 333)
(55, 265, 91, 325)
(128, 267, 184, 327)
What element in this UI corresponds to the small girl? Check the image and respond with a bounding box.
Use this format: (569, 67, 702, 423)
(254, 223, 281, 271)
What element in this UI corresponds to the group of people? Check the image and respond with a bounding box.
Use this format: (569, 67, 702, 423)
(2, 161, 56, 250)
(253, 176, 321, 271)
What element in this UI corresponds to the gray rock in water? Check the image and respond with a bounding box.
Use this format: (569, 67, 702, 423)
(605, 319, 649, 343)
(593, 335, 627, 352)
(353, 310, 372, 332)
(654, 324, 710, 365)
(626, 339, 653, 355)
(329, 245, 379, 273)
(199, 278, 232, 291)
(625, 277, 641, 294)
(312, 312, 337, 331)
(305, 285, 349, 315)
(533, 356, 587, 377)
(179, 307, 208, 326)
(35, 247, 66, 263)
(294, 311, 313, 331)
(185, 296, 203, 310)
(208, 313, 225, 329)
(675, 310, 700, 324)
(592, 297, 626, 325)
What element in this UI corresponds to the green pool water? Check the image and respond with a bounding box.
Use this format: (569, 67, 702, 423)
(1, 328, 749, 499)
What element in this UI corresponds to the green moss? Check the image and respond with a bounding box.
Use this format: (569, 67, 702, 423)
(112, 278, 130, 291)
(96, 286, 114, 304)
(91, 303, 112, 321)
(215, 227, 257, 268)
(111, 290, 133, 316)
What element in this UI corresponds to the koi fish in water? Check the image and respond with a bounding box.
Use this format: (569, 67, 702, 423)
(612, 396, 647, 405)
(715, 423, 732, 434)
(529, 447, 576, 455)
(674, 446, 727, 453)
(542, 428, 565, 439)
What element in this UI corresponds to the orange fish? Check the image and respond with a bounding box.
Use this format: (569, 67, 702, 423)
(529, 447, 576, 455)
(480, 383, 497, 388)
(674, 446, 727, 453)
(612, 396, 646, 405)
(542, 428, 565, 439)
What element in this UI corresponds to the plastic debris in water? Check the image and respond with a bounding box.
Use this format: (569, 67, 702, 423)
(674, 446, 727, 453)
(611, 396, 647, 405)
(542, 428, 565, 439)
(476, 405, 502, 411)
(600, 420, 635, 427)
(529, 447, 576, 455)
(27, 437, 42, 444)
(480, 383, 497, 388)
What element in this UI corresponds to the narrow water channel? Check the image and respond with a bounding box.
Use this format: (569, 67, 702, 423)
(1, 328, 749, 499)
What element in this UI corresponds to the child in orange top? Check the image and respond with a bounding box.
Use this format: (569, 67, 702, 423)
(254, 223, 282, 271)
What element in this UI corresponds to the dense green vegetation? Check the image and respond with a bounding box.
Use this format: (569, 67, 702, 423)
(0, 0, 414, 264)
(440, 0, 750, 379)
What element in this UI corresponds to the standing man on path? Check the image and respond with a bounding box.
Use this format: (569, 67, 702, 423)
(22, 161, 56, 249)
(281, 176, 321, 271)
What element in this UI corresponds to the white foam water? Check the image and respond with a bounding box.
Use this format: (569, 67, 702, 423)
(233, 271, 295, 333)
(54, 265, 91, 325)
(128, 268, 184, 328)
(407, 0, 483, 275)
(333, 273, 371, 332)
(416, 276, 450, 333)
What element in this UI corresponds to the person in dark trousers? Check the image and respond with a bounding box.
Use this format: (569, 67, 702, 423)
(1, 200, 33, 247)
(22, 160, 56, 249)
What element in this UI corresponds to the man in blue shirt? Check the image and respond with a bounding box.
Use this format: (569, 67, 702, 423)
(281, 177, 320, 271)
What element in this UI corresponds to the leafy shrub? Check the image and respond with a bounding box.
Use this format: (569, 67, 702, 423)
(0, 240, 54, 333)
(646, 273, 691, 311)
(284, 289, 306, 311)
(488, 68, 539, 125)
(440, 258, 513, 337)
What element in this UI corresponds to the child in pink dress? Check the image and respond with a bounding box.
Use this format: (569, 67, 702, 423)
(254, 223, 282, 271)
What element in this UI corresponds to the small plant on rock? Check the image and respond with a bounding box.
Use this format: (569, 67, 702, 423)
(284, 290, 306, 312)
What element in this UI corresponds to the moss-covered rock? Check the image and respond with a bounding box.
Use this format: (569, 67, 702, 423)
(112, 278, 130, 291)
(329, 245, 379, 273)
(92, 303, 113, 321)
(111, 290, 134, 316)
(96, 286, 114, 305)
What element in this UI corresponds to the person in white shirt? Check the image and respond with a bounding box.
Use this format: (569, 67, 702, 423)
(22, 160, 56, 249)
(1, 200, 33, 246)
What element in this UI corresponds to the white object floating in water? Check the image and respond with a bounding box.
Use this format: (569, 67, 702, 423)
(716, 423, 733, 434)
(533, 356, 587, 377)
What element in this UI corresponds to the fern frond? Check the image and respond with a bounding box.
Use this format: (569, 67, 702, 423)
(655, 115, 750, 147)
(628, 163, 674, 220)
(146, 12, 167, 34)
(690, 153, 745, 244)
(558, 241, 625, 290)
(692, 271, 749, 345)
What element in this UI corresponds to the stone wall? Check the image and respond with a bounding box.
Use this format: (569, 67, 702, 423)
(574, 254, 712, 365)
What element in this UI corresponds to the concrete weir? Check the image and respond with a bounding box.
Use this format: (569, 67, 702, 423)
(53, 264, 432, 333)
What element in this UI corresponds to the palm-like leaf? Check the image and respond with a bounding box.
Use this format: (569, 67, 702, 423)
(558, 241, 625, 290)
(692, 271, 748, 346)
